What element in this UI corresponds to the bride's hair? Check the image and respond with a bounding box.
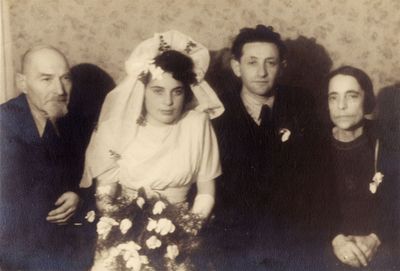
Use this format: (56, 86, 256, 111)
(141, 50, 196, 105)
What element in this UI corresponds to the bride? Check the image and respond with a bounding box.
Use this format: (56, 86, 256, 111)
(80, 30, 224, 270)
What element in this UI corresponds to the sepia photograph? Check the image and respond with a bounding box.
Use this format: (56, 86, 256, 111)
(0, 0, 399, 270)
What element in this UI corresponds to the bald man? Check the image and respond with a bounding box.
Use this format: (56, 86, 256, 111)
(0, 46, 83, 270)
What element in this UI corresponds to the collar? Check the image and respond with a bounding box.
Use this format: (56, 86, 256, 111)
(26, 98, 47, 137)
(25, 96, 59, 137)
(240, 88, 275, 125)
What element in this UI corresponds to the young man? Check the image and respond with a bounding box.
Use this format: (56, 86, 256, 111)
(0, 46, 84, 270)
(210, 25, 320, 269)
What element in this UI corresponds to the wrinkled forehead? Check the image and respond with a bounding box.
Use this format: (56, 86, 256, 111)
(23, 48, 70, 75)
(241, 42, 280, 59)
(328, 74, 364, 94)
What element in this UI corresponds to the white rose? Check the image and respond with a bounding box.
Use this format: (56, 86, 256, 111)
(146, 235, 162, 249)
(109, 247, 120, 257)
(85, 210, 96, 223)
(117, 241, 141, 252)
(148, 64, 165, 81)
(165, 244, 179, 260)
(369, 182, 377, 194)
(140, 255, 149, 264)
(146, 218, 158, 232)
(97, 217, 118, 239)
(155, 218, 176, 236)
(373, 172, 384, 184)
(153, 201, 166, 215)
(120, 218, 133, 234)
(126, 257, 141, 271)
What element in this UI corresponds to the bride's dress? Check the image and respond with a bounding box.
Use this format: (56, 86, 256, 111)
(90, 110, 220, 270)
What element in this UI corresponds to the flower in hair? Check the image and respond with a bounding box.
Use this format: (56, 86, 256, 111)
(148, 63, 165, 81)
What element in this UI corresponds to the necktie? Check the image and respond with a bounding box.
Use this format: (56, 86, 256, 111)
(260, 104, 272, 128)
(42, 120, 62, 161)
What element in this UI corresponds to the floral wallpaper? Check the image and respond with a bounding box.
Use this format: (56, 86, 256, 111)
(8, 0, 400, 95)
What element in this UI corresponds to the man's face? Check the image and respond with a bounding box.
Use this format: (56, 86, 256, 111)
(231, 42, 283, 97)
(328, 74, 365, 131)
(20, 49, 72, 119)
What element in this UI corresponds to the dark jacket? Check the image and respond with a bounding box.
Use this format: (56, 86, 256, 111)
(319, 120, 400, 269)
(0, 94, 82, 270)
(210, 85, 321, 251)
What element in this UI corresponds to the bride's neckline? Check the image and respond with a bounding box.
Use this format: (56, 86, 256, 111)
(138, 121, 175, 143)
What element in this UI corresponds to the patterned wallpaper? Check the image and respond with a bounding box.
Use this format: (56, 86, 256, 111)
(8, 0, 400, 95)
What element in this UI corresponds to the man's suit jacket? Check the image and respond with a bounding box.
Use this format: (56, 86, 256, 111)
(0, 94, 80, 270)
(210, 85, 321, 249)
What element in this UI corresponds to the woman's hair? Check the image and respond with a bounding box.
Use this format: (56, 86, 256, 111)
(141, 50, 196, 105)
(326, 65, 375, 114)
(231, 24, 287, 61)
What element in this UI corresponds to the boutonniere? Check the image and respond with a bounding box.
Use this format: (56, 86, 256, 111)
(279, 128, 291, 142)
(85, 210, 96, 223)
(369, 172, 384, 194)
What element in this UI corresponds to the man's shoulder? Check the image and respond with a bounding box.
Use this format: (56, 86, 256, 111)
(0, 95, 27, 117)
(277, 85, 313, 101)
(0, 95, 30, 136)
(276, 85, 316, 114)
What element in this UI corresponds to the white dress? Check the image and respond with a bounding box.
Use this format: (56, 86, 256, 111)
(96, 109, 221, 203)
(91, 110, 221, 270)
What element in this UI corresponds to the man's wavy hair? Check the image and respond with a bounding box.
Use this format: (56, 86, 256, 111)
(231, 24, 287, 61)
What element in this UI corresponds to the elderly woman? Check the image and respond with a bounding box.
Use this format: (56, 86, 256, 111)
(323, 66, 396, 270)
(80, 31, 224, 269)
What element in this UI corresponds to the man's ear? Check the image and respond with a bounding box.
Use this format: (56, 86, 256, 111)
(16, 73, 27, 94)
(230, 58, 241, 78)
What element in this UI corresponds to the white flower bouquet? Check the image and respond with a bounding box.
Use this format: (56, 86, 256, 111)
(89, 186, 203, 271)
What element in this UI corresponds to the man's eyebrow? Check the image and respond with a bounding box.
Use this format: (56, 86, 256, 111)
(38, 73, 54, 77)
(61, 72, 71, 77)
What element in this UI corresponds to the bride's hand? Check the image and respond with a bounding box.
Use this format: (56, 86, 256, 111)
(191, 179, 215, 219)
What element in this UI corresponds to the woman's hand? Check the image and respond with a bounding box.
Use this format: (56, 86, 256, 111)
(332, 234, 368, 268)
(350, 233, 381, 262)
(191, 179, 215, 219)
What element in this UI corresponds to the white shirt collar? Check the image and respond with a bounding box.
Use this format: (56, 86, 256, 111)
(240, 89, 275, 126)
(26, 97, 59, 137)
